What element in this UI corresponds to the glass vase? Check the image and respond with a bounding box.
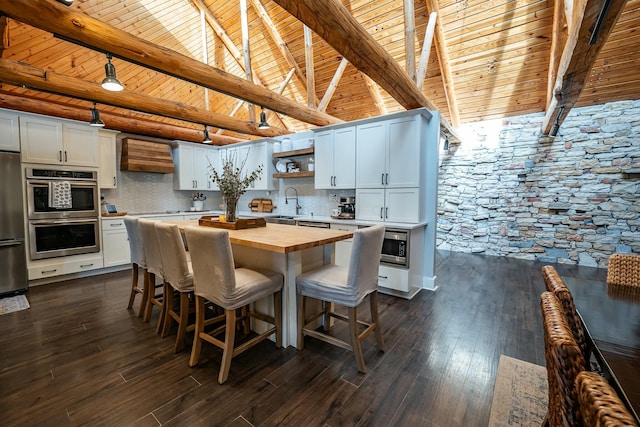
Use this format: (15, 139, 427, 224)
(225, 197, 238, 223)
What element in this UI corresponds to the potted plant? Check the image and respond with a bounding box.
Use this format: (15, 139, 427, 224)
(191, 192, 206, 211)
(209, 150, 263, 223)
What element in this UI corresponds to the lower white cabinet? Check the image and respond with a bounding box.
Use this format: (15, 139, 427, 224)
(355, 188, 419, 223)
(28, 254, 104, 280)
(102, 218, 131, 267)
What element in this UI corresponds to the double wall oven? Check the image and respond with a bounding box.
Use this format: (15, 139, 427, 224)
(26, 168, 100, 260)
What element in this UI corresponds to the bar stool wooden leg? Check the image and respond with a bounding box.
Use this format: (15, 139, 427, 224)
(189, 295, 205, 368)
(127, 263, 139, 309)
(348, 306, 366, 373)
(174, 292, 190, 353)
(161, 282, 174, 338)
(370, 291, 385, 351)
(218, 309, 237, 384)
(143, 271, 155, 322)
(297, 293, 305, 350)
(138, 268, 149, 318)
(274, 290, 282, 348)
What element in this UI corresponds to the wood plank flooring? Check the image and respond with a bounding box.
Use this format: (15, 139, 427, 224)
(0, 251, 607, 427)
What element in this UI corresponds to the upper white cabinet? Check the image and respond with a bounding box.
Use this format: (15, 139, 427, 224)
(314, 126, 356, 189)
(0, 110, 21, 152)
(99, 130, 119, 189)
(219, 141, 276, 191)
(20, 115, 99, 167)
(356, 116, 420, 189)
(173, 142, 218, 191)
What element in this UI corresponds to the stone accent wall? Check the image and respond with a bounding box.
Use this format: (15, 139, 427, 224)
(437, 100, 640, 268)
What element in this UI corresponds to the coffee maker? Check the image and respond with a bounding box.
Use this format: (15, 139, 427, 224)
(338, 196, 355, 219)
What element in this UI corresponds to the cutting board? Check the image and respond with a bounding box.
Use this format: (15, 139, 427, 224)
(248, 198, 275, 212)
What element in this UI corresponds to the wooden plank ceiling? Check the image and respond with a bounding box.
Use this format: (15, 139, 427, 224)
(0, 0, 638, 144)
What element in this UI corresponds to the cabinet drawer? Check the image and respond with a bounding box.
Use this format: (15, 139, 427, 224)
(29, 256, 104, 280)
(101, 218, 126, 231)
(377, 264, 409, 292)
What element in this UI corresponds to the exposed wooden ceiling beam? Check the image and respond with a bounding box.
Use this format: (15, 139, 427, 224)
(542, 0, 628, 135)
(0, 16, 8, 56)
(0, 58, 288, 137)
(304, 25, 315, 109)
(416, 12, 437, 91)
(362, 74, 388, 116)
(272, 0, 437, 111)
(0, 0, 340, 128)
(0, 92, 243, 145)
(318, 57, 349, 113)
(247, 0, 320, 107)
(404, 0, 416, 82)
(240, 0, 256, 123)
(547, 0, 570, 107)
(426, 0, 460, 128)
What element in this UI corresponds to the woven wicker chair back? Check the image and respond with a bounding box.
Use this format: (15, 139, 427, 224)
(576, 371, 639, 427)
(541, 266, 588, 360)
(541, 291, 586, 427)
(606, 254, 640, 288)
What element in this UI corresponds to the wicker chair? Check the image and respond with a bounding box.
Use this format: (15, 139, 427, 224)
(606, 254, 640, 288)
(576, 371, 638, 427)
(540, 291, 586, 427)
(541, 265, 589, 360)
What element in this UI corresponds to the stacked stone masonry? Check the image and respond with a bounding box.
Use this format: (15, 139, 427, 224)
(437, 100, 640, 268)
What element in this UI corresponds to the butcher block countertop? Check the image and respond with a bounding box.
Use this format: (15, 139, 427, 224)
(169, 220, 353, 254)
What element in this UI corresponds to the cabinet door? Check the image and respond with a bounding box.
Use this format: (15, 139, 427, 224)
(356, 121, 387, 188)
(174, 144, 196, 190)
(333, 126, 356, 189)
(385, 188, 419, 223)
(99, 130, 117, 188)
(20, 115, 63, 164)
(355, 188, 385, 221)
(103, 229, 131, 267)
(0, 111, 20, 152)
(63, 123, 99, 167)
(314, 130, 334, 189)
(387, 117, 420, 188)
(245, 142, 271, 190)
(194, 145, 211, 190)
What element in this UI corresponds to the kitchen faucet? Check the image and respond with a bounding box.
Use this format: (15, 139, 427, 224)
(285, 187, 302, 215)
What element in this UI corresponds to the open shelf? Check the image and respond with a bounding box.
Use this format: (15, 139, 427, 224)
(273, 171, 314, 179)
(272, 147, 314, 158)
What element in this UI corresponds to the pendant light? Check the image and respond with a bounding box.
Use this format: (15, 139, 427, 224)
(203, 125, 212, 143)
(102, 53, 124, 91)
(257, 106, 270, 129)
(89, 103, 105, 127)
(56, 0, 73, 5)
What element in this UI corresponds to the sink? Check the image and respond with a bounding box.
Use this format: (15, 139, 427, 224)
(265, 215, 297, 225)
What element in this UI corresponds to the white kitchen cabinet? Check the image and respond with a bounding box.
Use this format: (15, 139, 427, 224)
(356, 187, 419, 223)
(102, 218, 131, 267)
(99, 130, 119, 189)
(20, 115, 99, 166)
(314, 126, 355, 189)
(0, 110, 21, 152)
(219, 141, 275, 191)
(356, 116, 420, 189)
(173, 142, 217, 191)
(28, 254, 104, 280)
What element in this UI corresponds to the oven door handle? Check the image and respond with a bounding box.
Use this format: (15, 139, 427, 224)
(31, 219, 98, 226)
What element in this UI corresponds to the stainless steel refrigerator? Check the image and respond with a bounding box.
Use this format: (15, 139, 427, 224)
(0, 151, 28, 296)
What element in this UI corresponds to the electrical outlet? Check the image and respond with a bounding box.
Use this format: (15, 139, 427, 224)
(329, 193, 338, 202)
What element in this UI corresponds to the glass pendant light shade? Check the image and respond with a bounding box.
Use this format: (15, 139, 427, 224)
(258, 107, 270, 129)
(89, 103, 105, 127)
(102, 54, 124, 91)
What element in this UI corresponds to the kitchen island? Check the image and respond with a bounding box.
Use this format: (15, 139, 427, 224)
(168, 220, 353, 348)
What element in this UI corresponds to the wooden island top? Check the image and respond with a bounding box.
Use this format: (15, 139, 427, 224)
(169, 220, 353, 253)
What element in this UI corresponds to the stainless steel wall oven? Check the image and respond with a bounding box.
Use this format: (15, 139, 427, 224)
(26, 168, 100, 260)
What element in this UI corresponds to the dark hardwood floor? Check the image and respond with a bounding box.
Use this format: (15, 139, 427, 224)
(0, 251, 606, 427)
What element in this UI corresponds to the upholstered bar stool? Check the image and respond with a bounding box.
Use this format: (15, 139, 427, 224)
(295, 223, 385, 374)
(123, 216, 147, 317)
(155, 222, 196, 353)
(540, 291, 586, 427)
(138, 219, 165, 332)
(184, 225, 283, 384)
(575, 371, 639, 427)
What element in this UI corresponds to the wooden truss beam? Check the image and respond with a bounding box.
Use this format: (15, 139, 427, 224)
(542, 0, 628, 135)
(404, 0, 416, 82)
(318, 57, 349, 113)
(416, 12, 437, 90)
(0, 0, 340, 128)
(272, 0, 437, 111)
(304, 25, 315, 109)
(0, 92, 243, 145)
(0, 58, 288, 137)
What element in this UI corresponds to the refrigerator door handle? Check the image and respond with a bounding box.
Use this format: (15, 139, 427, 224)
(0, 239, 23, 248)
